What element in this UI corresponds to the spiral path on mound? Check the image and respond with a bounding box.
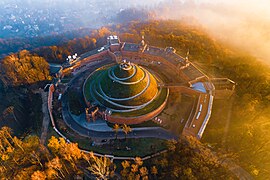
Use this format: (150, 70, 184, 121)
(87, 63, 164, 113)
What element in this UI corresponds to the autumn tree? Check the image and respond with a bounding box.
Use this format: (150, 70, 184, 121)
(0, 127, 50, 179)
(48, 136, 82, 169)
(122, 124, 132, 140)
(154, 136, 235, 179)
(0, 50, 50, 86)
(31, 170, 46, 180)
(121, 157, 150, 180)
(82, 151, 117, 179)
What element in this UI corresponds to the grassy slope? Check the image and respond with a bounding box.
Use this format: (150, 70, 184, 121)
(85, 65, 160, 107)
(112, 88, 168, 117)
(101, 67, 158, 101)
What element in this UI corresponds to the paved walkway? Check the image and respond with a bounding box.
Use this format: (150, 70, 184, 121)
(62, 92, 176, 140)
(40, 89, 50, 144)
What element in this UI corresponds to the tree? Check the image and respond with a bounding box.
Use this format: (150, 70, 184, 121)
(46, 156, 65, 179)
(112, 124, 120, 140)
(154, 136, 235, 179)
(134, 157, 143, 166)
(48, 136, 81, 169)
(150, 166, 158, 179)
(47, 136, 61, 154)
(139, 167, 148, 179)
(86, 153, 113, 180)
(31, 171, 46, 180)
(166, 139, 177, 152)
(1, 50, 50, 86)
(122, 124, 132, 140)
(120, 158, 151, 180)
(0, 127, 52, 179)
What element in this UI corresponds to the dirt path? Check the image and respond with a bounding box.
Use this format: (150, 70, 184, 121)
(40, 89, 50, 144)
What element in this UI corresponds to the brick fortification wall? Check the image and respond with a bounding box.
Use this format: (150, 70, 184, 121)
(80, 50, 109, 64)
(62, 50, 112, 75)
(121, 51, 177, 71)
(107, 50, 117, 61)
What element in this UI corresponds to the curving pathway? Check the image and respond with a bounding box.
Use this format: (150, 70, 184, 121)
(61, 59, 177, 140)
(110, 64, 137, 81)
(99, 70, 149, 101)
(108, 66, 145, 85)
(86, 64, 166, 113)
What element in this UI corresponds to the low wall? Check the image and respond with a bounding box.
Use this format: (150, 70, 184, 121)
(80, 50, 109, 64)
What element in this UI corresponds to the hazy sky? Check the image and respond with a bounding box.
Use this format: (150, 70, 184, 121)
(157, 0, 270, 65)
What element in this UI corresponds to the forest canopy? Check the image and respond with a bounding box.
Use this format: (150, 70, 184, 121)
(0, 50, 51, 86)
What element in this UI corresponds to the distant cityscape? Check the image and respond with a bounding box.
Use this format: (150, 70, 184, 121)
(0, 0, 161, 39)
(0, 1, 111, 38)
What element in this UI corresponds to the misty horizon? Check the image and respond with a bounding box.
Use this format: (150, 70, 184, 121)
(1, 0, 270, 65)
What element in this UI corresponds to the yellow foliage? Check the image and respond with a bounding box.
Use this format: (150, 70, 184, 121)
(1, 154, 9, 161)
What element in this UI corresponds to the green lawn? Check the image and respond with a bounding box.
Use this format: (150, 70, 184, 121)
(49, 113, 167, 157)
(84, 69, 104, 102)
(81, 138, 167, 157)
(47, 124, 166, 157)
(100, 69, 157, 102)
(83, 65, 168, 117)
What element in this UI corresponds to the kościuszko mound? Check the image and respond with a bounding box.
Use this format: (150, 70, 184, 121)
(84, 60, 168, 124)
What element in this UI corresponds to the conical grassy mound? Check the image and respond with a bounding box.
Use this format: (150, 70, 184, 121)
(100, 65, 158, 105)
(84, 62, 168, 116)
